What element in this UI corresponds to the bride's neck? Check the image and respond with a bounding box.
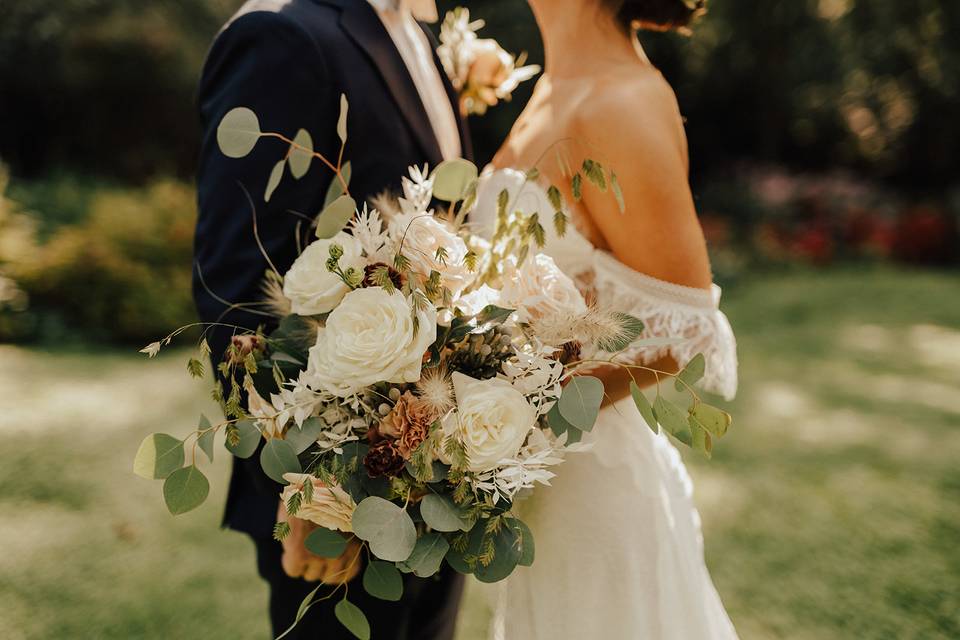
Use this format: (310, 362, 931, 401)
(528, 0, 644, 80)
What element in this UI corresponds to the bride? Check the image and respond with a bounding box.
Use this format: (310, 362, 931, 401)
(473, 0, 739, 637)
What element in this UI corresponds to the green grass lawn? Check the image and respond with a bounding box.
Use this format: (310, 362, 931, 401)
(1, 267, 958, 639)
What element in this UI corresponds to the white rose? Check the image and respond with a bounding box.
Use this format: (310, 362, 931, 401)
(500, 253, 587, 323)
(280, 473, 355, 532)
(442, 372, 536, 472)
(390, 213, 473, 295)
(304, 287, 437, 397)
(454, 284, 502, 316)
(283, 232, 365, 316)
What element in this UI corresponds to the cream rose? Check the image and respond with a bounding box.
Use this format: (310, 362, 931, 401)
(390, 213, 473, 295)
(304, 287, 437, 397)
(283, 232, 365, 316)
(454, 284, 502, 317)
(442, 372, 536, 472)
(500, 253, 587, 323)
(280, 473, 355, 532)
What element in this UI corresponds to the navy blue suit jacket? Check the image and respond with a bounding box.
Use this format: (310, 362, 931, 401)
(194, 0, 471, 538)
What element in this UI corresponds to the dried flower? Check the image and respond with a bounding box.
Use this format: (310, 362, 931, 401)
(363, 439, 406, 478)
(379, 391, 435, 458)
(362, 262, 405, 290)
(230, 335, 263, 365)
(415, 367, 456, 416)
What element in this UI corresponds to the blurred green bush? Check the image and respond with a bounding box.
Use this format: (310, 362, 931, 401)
(0, 175, 196, 343)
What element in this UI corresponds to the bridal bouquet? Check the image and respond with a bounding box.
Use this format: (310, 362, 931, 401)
(134, 94, 731, 639)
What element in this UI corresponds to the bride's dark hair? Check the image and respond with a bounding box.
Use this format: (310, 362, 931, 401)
(601, 0, 706, 34)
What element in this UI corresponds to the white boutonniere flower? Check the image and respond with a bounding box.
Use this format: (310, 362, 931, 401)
(437, 8, 541, 116)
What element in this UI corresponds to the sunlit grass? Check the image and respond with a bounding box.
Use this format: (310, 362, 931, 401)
(0, 267, 957, 639)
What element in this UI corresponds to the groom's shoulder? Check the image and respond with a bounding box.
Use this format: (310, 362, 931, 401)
(217, 0, 342, 44)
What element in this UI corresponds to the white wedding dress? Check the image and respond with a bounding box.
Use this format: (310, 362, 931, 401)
(472, 169, 740, 640)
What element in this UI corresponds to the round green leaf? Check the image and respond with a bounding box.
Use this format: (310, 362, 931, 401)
(197, 414, 215, 463)
(217, 107, 261, 158)
(689, 403, 732, 438)
(324, 161, 352, 208)
(288, 129, 314, 179)
(512, 518, 535, 567)
(402, 532, 449, 578)
(284, 417, 325, 454)
(225, 419, 261, 459)
(653, 396, 692, 446)
(689, 419, 713, 459)
(265, 159, 285, 202)
(133, 433, 183, 480)
(546, 402, 575, 438)
(304, 527, 348, 558)
(629, 382, 658, 434)
(362, 561, 403, 602)
(163, 465, 210, 515)
(420, 494, 469, 532)
(352, 497, 417, 562)
(314, 195, 356, 240)
(674, 353, 706, 392)
(259, 438, 301, 484)
(431, 159, 478, 202)
(474, 519, 523, 584)
(334, 599, 370, 640)
(557, 376, 604, 432)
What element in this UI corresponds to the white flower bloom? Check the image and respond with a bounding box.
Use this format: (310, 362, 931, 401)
(280, 473, 356, 532)
(283, 232, 365, 316)
(454, 284, 502, 316)
(500, 253, 587, 326)
(502, 344, 564, 416)
(304, 287, 437, 397)
(442, 372, 536, 472)
(390, 213, 474, 295)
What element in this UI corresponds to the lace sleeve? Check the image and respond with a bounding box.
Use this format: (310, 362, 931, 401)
(576, 251, 738, 400)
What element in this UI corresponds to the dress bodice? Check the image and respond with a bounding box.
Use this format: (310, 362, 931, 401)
(474, 168, 738, 400)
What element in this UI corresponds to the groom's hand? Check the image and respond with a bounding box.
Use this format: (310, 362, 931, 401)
(277, 502, 362, 584)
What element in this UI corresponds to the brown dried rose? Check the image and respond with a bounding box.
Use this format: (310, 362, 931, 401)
(379, 391, 435, 459)
(363, 439, 406, 478)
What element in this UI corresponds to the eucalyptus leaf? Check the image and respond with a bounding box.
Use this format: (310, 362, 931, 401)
(304, 527, 348, 558)
(225, 419, 261, 459)
(133, 433, 183, 480)
(513, 518, 535, 567)
(336, 94, 349, 144)
(288, 129, 314, 179)
(352, 497, 417, 562)
(217, 107, 261, 158)
(557, 376, 604, 432)
(420, 494, 470, 532)
(653, 396, 692, 446)
(474, 519, 523, 584)
(546, 402, 576, 437)
(674, 353, 706, 392)
(689, 403, 732, 438)
(259, 438, 301, 484)
(363, 561, 403, 601)
(315, 195, 356, 240)
(629, 382, 658, 434)
(284, 417, 325, 454)
(275, 584, 323, 640)
(689, 420, 713, 459)
(401, 532, 449, 578)
(432, 158, 478, 202)
(475, 305, 515, 327)
(265, 159, 285, 202)
(610, 171, 625, 213)
(197, 414, 215, 463)
(324, 161, 352, 208)
(334, 599, 370, 640)
(163, 465, 210, 515)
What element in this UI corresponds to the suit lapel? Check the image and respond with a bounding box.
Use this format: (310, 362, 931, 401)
(337, 1, 444, 167)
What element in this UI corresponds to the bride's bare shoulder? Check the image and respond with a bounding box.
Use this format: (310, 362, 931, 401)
(571, 69, 687, 161)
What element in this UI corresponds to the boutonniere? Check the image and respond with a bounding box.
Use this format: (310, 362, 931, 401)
(437, 8, 540, 117)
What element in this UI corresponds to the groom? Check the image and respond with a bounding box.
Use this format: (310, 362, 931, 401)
(193, 0, 471, 637)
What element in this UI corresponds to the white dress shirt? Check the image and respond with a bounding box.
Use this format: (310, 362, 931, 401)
(368, 0, 462, 161)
